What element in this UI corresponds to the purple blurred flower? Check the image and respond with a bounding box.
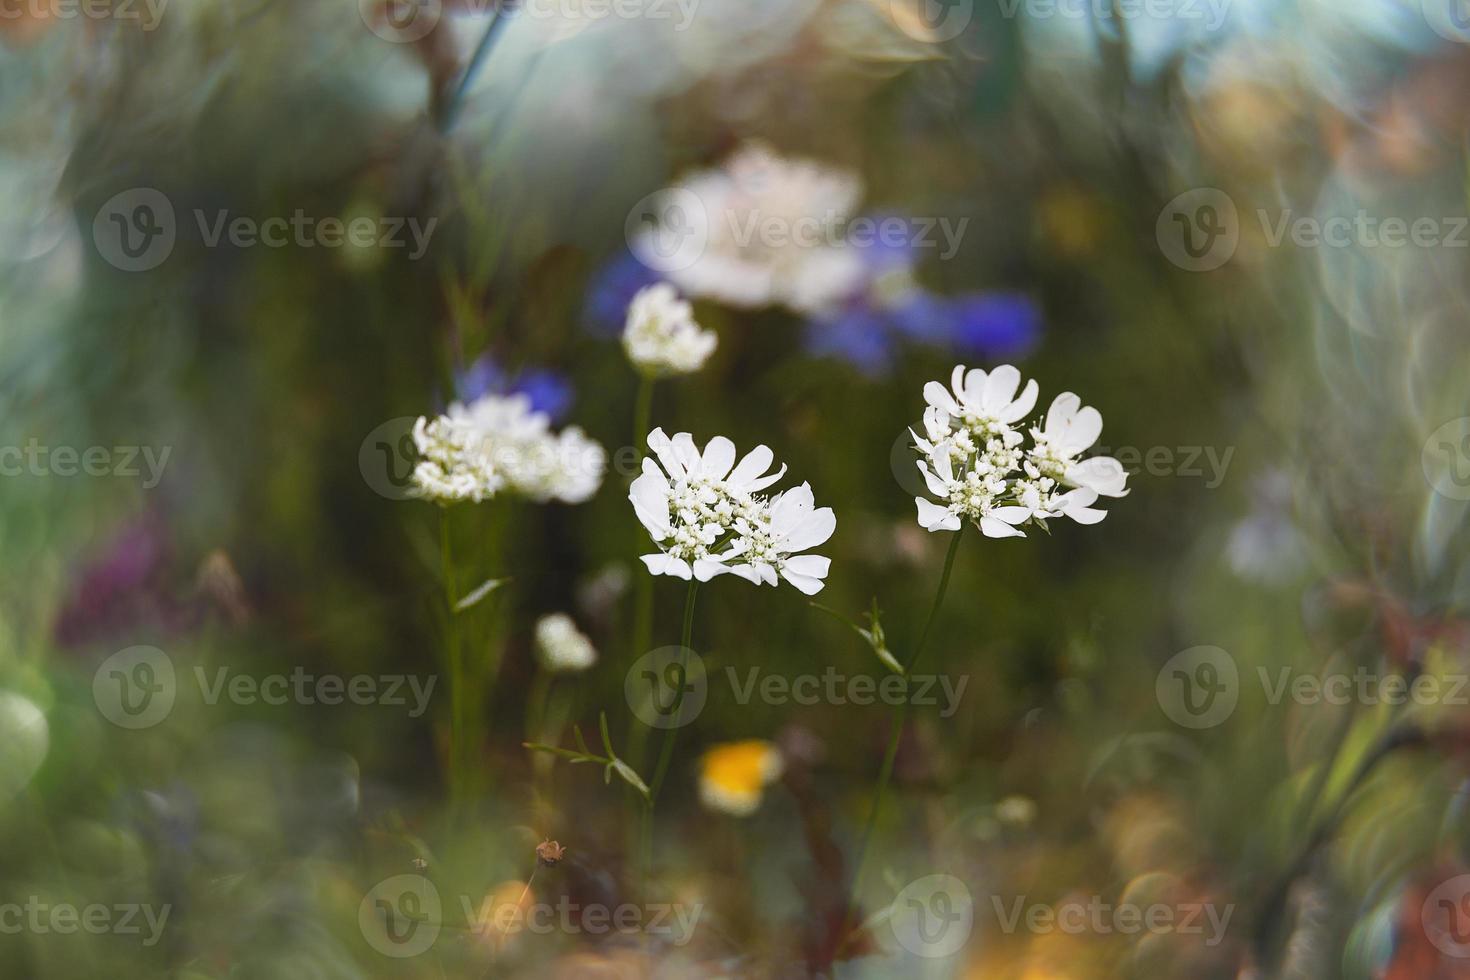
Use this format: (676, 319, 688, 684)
(584, 250, 661, 337)
(54, 514, 186, 648)
(804, 305, 896, 378)
(944, 292, 1043, 360)
(802, 216, 1043, 374)
(455, 355, 576, 423)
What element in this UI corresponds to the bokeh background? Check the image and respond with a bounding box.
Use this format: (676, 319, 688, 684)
(5, 0, 1470, 976)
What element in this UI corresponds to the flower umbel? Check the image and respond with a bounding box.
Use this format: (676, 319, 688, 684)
(410, 393, 606, 506)
(622, 283, 718, 376)
(629, 428, 836, 593)
(911, 364, 1129, 536)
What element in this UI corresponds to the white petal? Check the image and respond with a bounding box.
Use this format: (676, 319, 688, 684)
(769, 483, 814, 531)
(1046, 393, 1080, 432)
(1000, 379, 1039, 423)
(924, 380, 959, 416)
(692, 558, 730, 581)
(1069, 456, 1130, 497)
(746, 461, 788, 493)
(783, 554, 830, 578)
(783, 507, 836, 552)
(700, 436, 737, 481)
(641, 554, 692, 579)
(1062, 406, 1103, 455)
(918, 459, 949, 498)
(990, 505, 1032, 526)
(915, 498, 961, 532)
(647, 428, 686, 480)
(780, 568, 827, 595)
(979, 516, 1027, 538)
(982, 365, 1021, 412)
(671, 432, 701, 474)
(728, 444, 775, 488)
(726, 564, 766, 585)
(629, 472, 672, 538)
(1065, 503, 1108, 524)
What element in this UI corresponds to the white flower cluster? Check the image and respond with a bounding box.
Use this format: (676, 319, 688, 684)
(622, 283, 718, 376)
(635, 142, 866, 315)
(912, 365, 1129, 537)
(629, 428, 836, 594)
(410, 394, 606, 506)
(534, 613, 597, 673)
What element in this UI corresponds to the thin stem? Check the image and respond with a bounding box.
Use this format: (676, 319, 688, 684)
(440, 509, 464, 809)
(627, 376, 658, 897)
(839, 524, 965, 952)
(438, 3, 516, 132)
(649, 580, 699, 804)
(627, 376, 657, 764)
(640, 579, 699, 904)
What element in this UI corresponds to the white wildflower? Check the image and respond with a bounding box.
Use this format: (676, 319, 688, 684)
(911, 364, 1128, 535)
(534, 613, 597, 673)
(411, 394, 606, 506)
(623, 283, 718, 376)
(409, 414, 502, 504)
(634, 142, 866, 314)
(629, 428, 835, 593)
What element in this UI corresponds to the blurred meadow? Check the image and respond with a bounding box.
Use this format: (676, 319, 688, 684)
(5, 0, 1470, 976)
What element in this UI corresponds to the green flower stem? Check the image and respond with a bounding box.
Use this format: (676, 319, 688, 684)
(640, 579, 699, 901)
(840, 523, 965, 951)
(440, 508, 465, 810)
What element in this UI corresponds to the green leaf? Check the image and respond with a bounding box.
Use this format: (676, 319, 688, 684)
(523, 741, 588, 763)
(573, 725, 591, 755)
(812, 599, 905, 675)
(610, 758, 651, 800)
(598, 712, 616, 758)
(455, 577, 509, 613)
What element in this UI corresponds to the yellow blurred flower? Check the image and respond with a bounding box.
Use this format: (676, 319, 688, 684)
(698, 740, 783, 817)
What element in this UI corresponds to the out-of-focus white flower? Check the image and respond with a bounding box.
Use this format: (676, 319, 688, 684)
(410, 414, 503, 504)
(911, 364, 1128, 535)
(629, 427, 835, 592)
(622, 283, 718, 376)
(534, 613, 597, 673)
(411, 394, 606, 506)
(636, 142, 866, 315)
